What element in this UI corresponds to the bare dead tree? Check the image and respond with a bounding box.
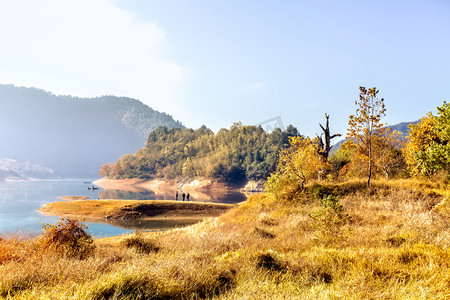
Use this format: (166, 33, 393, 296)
(316, 113, 342, 161)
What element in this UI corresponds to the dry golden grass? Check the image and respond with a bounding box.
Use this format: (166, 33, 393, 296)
(0, 179, 449, 299)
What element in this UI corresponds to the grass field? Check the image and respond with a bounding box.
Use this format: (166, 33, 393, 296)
(1, 179, 449, 299)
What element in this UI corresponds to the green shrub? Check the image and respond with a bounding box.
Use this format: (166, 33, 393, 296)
(311, 183, 334, 200)
(321, 194, 343, 214)
(309, 194, 350, 244)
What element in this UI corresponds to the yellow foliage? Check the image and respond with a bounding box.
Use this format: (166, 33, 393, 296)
(346, 86, 387, 186)
(403, 113, 439, 176)
(266, 136, 326, 195)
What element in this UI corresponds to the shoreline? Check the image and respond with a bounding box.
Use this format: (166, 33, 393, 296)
(58, 196, 90, 201)
(93, 177, 265, 195)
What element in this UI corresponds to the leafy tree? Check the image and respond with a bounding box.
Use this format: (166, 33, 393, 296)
(182, 157, 196, 177)
(346, 86, 386, 186)
(98, 163, 113, 177)
(404, 101, 450, 177)
(373, 129, 406, 179)
(329, 145, 353, 180)
(430, 101, 450, 174)
(266, 136, 325, 194)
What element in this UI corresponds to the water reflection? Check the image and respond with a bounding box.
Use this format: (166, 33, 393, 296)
(99, 189, 158, 200)
(98, 188, 248, 204)
(0, 180, 249, 237)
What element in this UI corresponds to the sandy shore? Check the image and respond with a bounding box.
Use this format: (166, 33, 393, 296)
(39, 199, 236, 221)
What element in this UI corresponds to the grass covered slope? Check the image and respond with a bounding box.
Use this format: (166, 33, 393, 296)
(1, 179, 449, 299)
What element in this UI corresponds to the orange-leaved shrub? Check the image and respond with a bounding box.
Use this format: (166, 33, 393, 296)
(40, 217, 94, 259)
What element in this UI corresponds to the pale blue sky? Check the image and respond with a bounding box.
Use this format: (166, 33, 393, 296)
(1, 0, 449, 138)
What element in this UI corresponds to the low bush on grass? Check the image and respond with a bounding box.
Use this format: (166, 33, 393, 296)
(40, 217, 94, 259)
(309, 194, 351, 244)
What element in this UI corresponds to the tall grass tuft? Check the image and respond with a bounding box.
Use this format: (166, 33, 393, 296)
(120, 231, 160, 254)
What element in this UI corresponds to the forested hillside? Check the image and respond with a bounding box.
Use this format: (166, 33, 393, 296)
(99, 123, 300, 183)
(0, 84, 183, 177)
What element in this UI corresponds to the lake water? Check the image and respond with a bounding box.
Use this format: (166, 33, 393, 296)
(0, 179, 247, 237)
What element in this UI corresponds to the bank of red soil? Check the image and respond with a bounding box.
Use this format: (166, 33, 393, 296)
(59, 196, 90, 200)
(93, 177, 264, 195)
(92, 178, 150, 193)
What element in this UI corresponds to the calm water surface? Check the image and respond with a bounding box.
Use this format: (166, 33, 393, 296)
(0, 179, 246, 237)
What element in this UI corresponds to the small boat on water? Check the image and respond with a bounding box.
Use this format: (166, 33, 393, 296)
(88, 186, 98, 190)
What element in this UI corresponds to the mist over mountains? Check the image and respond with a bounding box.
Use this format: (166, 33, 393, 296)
(0, 84, 183, 178)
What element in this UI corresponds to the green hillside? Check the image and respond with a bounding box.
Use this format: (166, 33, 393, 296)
(100, 123, 300, 183)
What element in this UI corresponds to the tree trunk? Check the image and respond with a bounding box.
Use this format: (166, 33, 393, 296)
(317, 113, 342, 161)
(367, 138, 372, 187)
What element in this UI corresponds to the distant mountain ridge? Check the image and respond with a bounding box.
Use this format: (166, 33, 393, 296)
(0, 84, 184, 178)
(386, 121, 419, 135)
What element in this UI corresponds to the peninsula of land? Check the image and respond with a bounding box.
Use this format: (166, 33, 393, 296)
(39, 199, 236, 221)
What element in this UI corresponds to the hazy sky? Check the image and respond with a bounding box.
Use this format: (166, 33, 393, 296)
(0, 0, 449, 138)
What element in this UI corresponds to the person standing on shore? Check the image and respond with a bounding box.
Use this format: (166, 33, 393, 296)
(187, 193, 190, 201)
(182, 193, 185, 201)
(176, 191, 178, 201)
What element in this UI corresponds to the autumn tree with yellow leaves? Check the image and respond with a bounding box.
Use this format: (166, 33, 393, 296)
(372, 129, 406, 179)
(404, 101, 450, 178)
(346, 86, 387, 186)
(266, 136, 326, 196)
